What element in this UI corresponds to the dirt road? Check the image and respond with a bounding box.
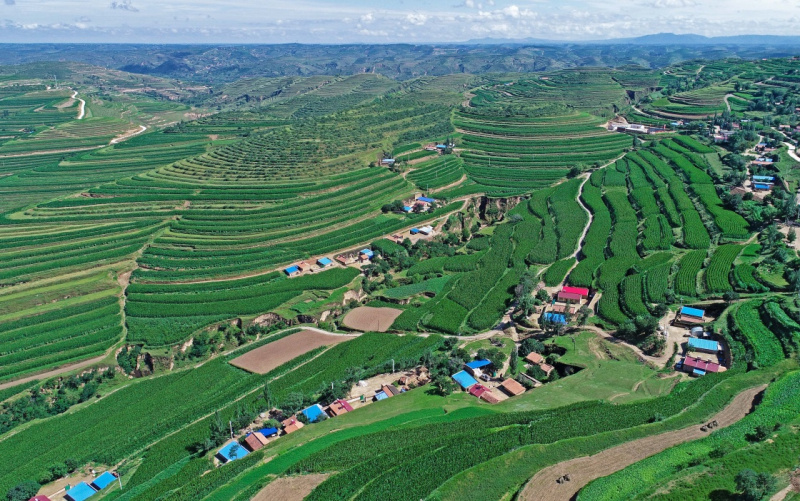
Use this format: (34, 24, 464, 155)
(72, 90, 86, 120)
(110, 125, 147, 144)
(518, 384, 766, 501)
(0, 354, 107, 391)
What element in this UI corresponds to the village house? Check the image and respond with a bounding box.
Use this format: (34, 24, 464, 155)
(282, 416, 305, 434)
(676, 306, 706, 325)
(499, 378, 526, 397)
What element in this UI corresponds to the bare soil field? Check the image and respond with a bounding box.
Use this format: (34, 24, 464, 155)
(230, 329, 357, 374)
(252, 473, 330, 501)
(342, 306, 403, 332)
(518, 384, 766, 501)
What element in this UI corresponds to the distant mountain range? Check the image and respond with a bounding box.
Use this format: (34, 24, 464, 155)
(463, 33, 800, 46)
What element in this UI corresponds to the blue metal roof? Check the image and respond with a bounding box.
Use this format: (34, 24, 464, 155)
(360, 249, 374, 257)
(302, 404, 326, 423)
(680, 306, 705, 318)
(436, 144, 447, 148)
(452, 370, 478, 389)
(754, 183, 771, 190)
(410, 228, 419, 233)
(374, 390, 389, 401)
(465, 359, 491, 369)
(753, 175, 775, 181)
(693, 368, 706, 376)
(284, 266, 299, 275)
(65, 483, 96, 501)
(417, 197, 435, 203)
(317, 257, 332, 266)
(543, 312, 567, 325)
(91, 472, 117, 490)
(217, 441, 249, 463)
(403, 206, 413, 212)
(259, 427, 279, 437)
(688, 337, 719, 352)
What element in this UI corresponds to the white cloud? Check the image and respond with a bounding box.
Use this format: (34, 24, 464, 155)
(406, 12, 427, 25)
(360, 12, 374, 23)
(650, 0, 698, 7)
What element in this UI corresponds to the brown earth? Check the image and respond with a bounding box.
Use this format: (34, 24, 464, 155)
(252, 473, 330, 501)
(518, 384, 766, 501)
(230, 329, 357, 374)
(341, 306, 403, 332)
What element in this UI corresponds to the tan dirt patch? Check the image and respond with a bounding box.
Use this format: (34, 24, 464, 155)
(518, 385, 766, 501)
(252, 473, 330, 501)
(230, 329, 357, 374)
(341, 306, 403, 332)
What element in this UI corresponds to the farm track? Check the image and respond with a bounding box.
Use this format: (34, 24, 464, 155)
(430, 174, 468, 194)
(518, 384, 767, 501)
(0, 354, 108, 391)
(110, 125, 148, 144)
(71, 90, 86, 120)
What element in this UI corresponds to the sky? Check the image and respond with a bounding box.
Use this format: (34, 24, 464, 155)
(0, 0, 799, 44)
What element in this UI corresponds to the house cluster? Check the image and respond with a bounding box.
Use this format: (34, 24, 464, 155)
(60, 472, 119, 501)
(284, 257, 334, 277)
(217, 398, 361, 464)
(335, 248, 374, 266)
(403, 195, 437, 213)
(550, 285, 590, 315)
(675, 322, 728, 377)
(751, 156, 775, 167)
(755, 142, 778, 154)
(751, 175, 776, 192)
(216, 365, 440, 464)
(525, 351, 555, 379)
(607, 121, 668, 135)
(451, 360, 525, 404)
(423, 142, 453, 152)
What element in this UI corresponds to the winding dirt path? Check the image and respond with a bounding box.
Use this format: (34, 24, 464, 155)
(71, 90, 86, 120)
(518, 384, 766, 501)
(110, 125, 147, 145)
(724, 93, 735, 113)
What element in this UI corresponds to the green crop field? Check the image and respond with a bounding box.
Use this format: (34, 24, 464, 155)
(0, 53, 798, 501)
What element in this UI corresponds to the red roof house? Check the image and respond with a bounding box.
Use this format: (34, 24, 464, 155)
(469, 384, 490, 398)
(281, 416, 305, 434)
(500, 378, 526, 396)
(557, 291, 584, 302)
(480, 391, 500, 404)
(562, 286, 589, 298)
(244, 432, 269, 451)
(525, 352, 545, 364)
(326, 399, 354, 417)
(682, 356, 721, 374)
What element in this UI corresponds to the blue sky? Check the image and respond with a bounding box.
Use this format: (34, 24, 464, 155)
(1, 0, 798, 43)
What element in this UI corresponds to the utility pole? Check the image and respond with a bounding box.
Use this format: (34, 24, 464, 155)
(391, 359, 395, 373)
(229, 420, 233, 438)
(115, 471, 123, 490)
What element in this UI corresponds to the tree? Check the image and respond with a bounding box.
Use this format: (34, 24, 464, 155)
(509, 350, 518, 374)
(735, 469, 777, 501)
(281, 392, 305, 415)
(519, 337, 545, 357)
(5, 481, 39, 501)
(228, 443, 241, 461)
(723, 291, 740, 304)
(263, 382, 273, 410)
(432, 374, 457, 396)
(209, 410, 228, 447)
